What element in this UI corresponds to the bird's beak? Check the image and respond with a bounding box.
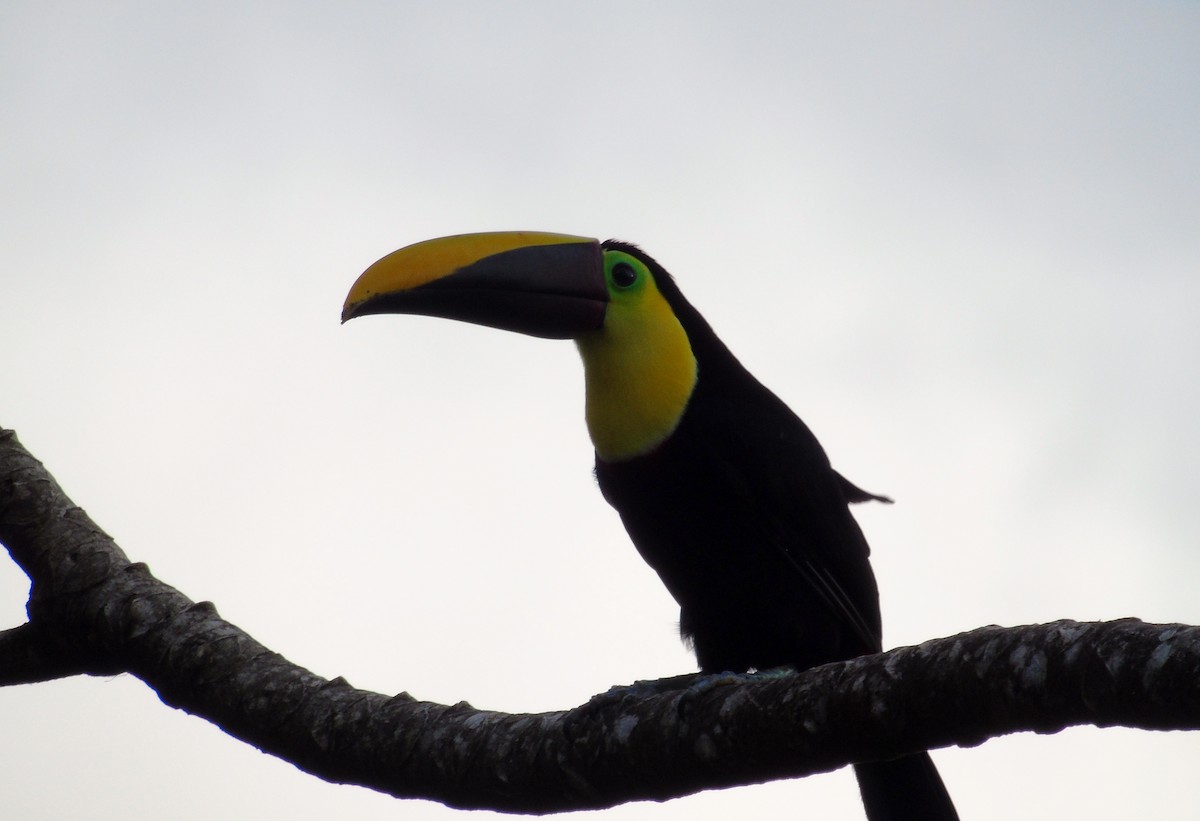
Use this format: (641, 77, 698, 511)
(342, 231, 608, 339)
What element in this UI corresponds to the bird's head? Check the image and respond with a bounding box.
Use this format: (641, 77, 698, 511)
(343, 231, 699, 461)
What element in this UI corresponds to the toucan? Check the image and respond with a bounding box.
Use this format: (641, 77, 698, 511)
(342, 231, 958, 821)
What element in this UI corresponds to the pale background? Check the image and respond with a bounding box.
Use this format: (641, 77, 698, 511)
(2, 3, 1198, 819)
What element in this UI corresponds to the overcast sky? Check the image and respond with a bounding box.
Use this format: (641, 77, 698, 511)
(2, 3, 1199, 819)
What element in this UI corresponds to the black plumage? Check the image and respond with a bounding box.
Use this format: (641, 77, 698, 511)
(593, 243, 957, 821)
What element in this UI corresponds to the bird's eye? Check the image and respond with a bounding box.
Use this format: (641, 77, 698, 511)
(611, 262, 638, 289)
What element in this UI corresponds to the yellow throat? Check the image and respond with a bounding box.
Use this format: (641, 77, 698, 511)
(574, 266, 698, 462)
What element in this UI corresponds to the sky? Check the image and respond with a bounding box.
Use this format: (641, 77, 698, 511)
(2, 2, 1198, 819)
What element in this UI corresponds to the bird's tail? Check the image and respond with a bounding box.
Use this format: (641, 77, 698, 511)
(853, 753, 958, 821)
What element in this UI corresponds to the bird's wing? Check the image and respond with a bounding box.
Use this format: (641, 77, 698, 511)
(725, 406, 885, 655)
(835, 470, 893, 505)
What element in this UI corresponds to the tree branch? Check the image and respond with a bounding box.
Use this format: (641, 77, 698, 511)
(2, 426, 1198, 813)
